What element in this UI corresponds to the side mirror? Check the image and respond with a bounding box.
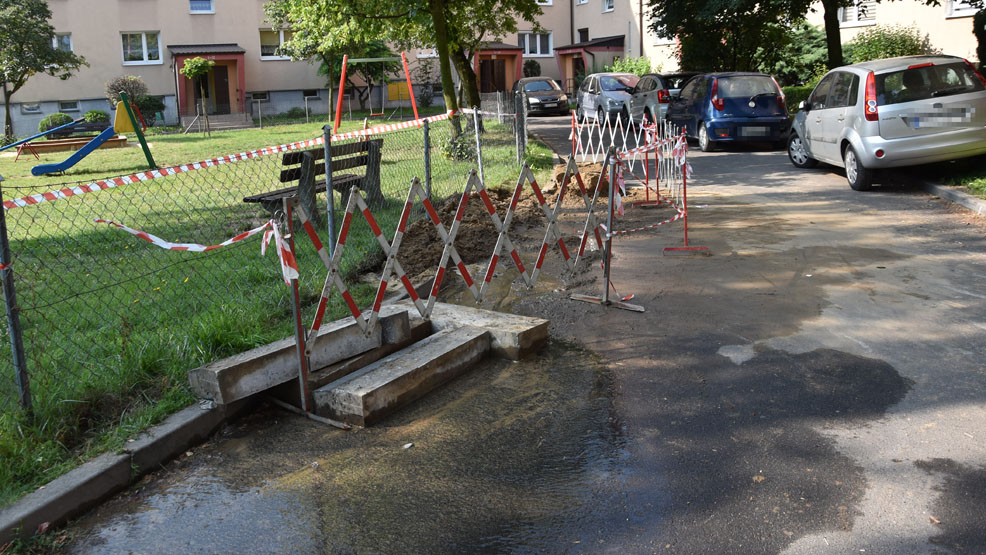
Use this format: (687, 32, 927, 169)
(799, 100, 808, 112)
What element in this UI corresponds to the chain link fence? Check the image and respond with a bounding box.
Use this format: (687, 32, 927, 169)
(0, 109, 524, 445)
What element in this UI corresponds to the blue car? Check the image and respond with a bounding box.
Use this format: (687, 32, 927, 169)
(666, 72, 790, 152)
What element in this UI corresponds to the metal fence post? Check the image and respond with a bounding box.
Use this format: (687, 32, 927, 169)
(423, 118, 432, 198)
(322, 125, 336, 257)
(473, 108, 485, 186)
(514, 92, 523, 165)
(0, 175, 31, 413)
(602, 148, 616, 305)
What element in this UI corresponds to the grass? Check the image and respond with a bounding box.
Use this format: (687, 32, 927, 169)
(0, 115, 555, 509)
(933, 155, 986, 199)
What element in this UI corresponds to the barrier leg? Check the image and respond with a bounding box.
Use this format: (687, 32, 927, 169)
(284, 197, 312, 411)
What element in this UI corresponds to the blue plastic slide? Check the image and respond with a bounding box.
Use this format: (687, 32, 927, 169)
(0, 118, 84, 153)
(31, 127, 117, 176)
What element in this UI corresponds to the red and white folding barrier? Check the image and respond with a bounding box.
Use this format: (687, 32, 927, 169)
(569, 110, 655, 172)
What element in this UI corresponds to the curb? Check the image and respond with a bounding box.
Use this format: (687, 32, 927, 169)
(922, 181, 986, 216)
(0, 398, 254, 545)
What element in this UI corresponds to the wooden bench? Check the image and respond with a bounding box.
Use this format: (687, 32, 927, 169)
(49, 121, 112, 139)
(243, 139, 383, 224)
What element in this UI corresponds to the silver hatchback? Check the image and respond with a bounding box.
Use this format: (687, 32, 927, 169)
(788, 55, 986, 190)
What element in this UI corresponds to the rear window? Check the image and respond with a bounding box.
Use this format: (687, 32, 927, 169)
(599, 75, 639, 91)
(876, 62, 985, 105)
(525, 80, 560, 92)
(718, 76, 778, 98)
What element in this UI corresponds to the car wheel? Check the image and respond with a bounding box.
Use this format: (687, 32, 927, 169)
(844, 145, 873, 191)
(576, 104, 585, 122)
(621, 107, 631, 127)
(698, 122, 715, 152)
(787, 133, 817, 169)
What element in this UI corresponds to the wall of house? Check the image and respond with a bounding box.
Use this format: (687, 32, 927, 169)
(805, 1, 978, 62)
(570, 0, 679, 74)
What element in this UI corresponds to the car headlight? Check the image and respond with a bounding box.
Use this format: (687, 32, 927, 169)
(528, 97, 541, 104)
(604, 97, 618, 108)
(559, 95, 568, 102)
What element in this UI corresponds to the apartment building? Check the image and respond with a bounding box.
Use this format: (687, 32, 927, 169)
(3, 0, 327, 137)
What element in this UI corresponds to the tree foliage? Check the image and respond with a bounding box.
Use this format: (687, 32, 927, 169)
(317, 40, 401, 110)
(844, 24, 938, 64)
(0, 0, 88, 138)
(523, 59, 541, 77)
(604, 56, 656, 76)
(760, 20, 827, 85)
(976, 9, 986, 73)
(106, 75, 149, 104)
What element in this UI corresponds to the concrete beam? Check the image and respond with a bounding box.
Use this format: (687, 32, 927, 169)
(188, 307, 409, 405)
(313, 326, 490, 426)
(396, 301, 548, 360)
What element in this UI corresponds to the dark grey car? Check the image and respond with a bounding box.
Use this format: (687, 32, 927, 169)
(514, 77, 570, 116)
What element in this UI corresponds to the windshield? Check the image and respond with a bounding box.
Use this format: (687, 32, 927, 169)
(524, 80, 561, 92)
(599, 75, 639, 92)
(876, 62, 985, 105)
(718, 76, 779, 98)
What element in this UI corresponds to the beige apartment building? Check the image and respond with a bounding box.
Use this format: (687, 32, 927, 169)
(3, 0, 327, 137)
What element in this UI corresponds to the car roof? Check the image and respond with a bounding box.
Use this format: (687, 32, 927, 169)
(517, 76, 555, 83)
(843, 55, 965, 73)
(585, 72, 638, 78)
(700, 72, 774, 78)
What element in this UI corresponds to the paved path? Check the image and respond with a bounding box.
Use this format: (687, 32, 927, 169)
(64, 117, 986, 553)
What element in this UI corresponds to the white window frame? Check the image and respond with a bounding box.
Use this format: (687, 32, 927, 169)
(58, 100, 80, 112)
(20, 103, 42, 115)
(518, 31, 553, 58)
(837, 2, 877, 28)
(417, 48, 438, 58)
(189, 0, 215, 14)
(576, 0, 588, 4)
(52, 33, 73, 52)
(536, 0, 553, 5)
(121, 32, 162, 65)
(259, 29, 291, 60)
(947, 0, 978, 18)
(250, 91, 269, 102)
(602, 0, 615, 12)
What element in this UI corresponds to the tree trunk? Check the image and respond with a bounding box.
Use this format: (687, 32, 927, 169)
(821, 0, 844, 69)
(2, 84, 13, 140)
(451, 48, 481, 110)
(427, 0, 461, 132)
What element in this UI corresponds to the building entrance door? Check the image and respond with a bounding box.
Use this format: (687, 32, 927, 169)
(213, 66, 231, 115)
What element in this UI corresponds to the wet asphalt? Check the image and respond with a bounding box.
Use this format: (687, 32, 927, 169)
(60, 116, 986, 553)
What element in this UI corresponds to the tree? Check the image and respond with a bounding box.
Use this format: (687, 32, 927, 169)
(844, 24, 938, 63)
(318, 41, 401, 111)
(179, 57, 215, 136)
(760, 20, 828, 85)
(105, 75, 149, 105)
(0, 0, 87, 139)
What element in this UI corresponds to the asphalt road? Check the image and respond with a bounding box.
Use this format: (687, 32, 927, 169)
(63, 116, 986, 554)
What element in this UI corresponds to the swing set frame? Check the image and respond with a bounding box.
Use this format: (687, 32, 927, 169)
(333, 52, 419, 134)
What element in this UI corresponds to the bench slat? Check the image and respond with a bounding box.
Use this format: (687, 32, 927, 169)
(280, 139, 380, 166)
(243, 174, 361, 203)
(278, 154, 372, 183)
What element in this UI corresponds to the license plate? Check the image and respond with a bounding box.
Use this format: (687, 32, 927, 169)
(741, 126, 769, 137)
(543, 102, 557, 108)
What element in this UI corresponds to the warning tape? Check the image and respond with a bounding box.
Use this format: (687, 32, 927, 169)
(93, 218, 299, 285)
(4, 111, 457, 212)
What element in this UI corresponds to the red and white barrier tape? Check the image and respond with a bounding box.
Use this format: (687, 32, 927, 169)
(93, 218, 299, 285)
(5, 111, 457, 212)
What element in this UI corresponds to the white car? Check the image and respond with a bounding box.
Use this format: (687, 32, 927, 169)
(575, 72, 639, 122)
(788, 55, 986, 190)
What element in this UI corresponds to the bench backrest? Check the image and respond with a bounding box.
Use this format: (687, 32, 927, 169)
(279, 139, 383, 184)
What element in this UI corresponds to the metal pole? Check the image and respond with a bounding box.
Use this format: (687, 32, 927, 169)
(305, 97, 310, 124)
(473, 108, 485, 186)
(283, 198, 310, 412)
(602, 148, 616, 305)
(0, 176, 31, 413)
(322, 125, 337, 257)
(423, 119, 432, 198)
(514, 92, 523, 165)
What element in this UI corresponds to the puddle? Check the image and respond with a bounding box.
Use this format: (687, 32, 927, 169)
(66, 341, 642, 553)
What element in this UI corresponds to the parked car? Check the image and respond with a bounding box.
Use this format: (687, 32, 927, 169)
(661, 71, 702, 97)
(513, 77, 570, 116)
(667, 72, 789, 152)
(625, 73, 671, 125)
(788, 55, 986, 191)
(575, 72, 640, 122)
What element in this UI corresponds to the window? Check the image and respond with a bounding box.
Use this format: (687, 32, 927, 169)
(58, 100, 80, 112)
(417, 48, 438, 58)
(602, 0, 615, 12)
(303, 89, 319, 98)
(260, 29, 293, 60)
(838, 1, 876, 27)
(518, 32, 552, 57)
(52, 33, 72, 52)
(189, 0, 214, 13)
(250, 91, 269, 102)
(828, 72, 859, 107)
(947, 0, 978, 17)
(536, 0, 553, 4)
(578, 28, 589, 43)
(20, 103, 41, 115)
(577, 0, 588, 3)
(121, 32, 161, 65)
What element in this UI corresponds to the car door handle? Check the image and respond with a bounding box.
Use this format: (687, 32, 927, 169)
(814, 118, 821, 124)
(837, 116, 845, 122)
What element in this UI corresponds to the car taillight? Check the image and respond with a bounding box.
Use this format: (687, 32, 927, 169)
(864, 71, 878, 122)
(963, 58, 986, 88)
(771, 76, 786, 112)
(711, 78, 724, 111)
(658, 89, 670, 103)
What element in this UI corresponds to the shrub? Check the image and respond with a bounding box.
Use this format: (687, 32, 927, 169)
(439, 134, 476, 162)
(523, 60, 541, 77)
(781, 85, 813, 115)
(975, 10, 986, 73)
(106, 75, 149, 104)
(416, 84, 434, 108)
(38, 113, 73, 133)
(605, 56, 654, 76)
(134, 95, 165, 120)
(83, 110, 110, 123)
(845, 24, 939, 64)
(285, 106, 306, 118)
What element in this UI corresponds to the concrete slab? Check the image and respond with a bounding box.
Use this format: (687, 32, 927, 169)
(0, 453, 131, 545)
(313, 326, 490, 426)
(125, 403, 226, 475)
(395, 300, 548, 360)
(309, 318, 433, 390)
(188, 307, 409, 405)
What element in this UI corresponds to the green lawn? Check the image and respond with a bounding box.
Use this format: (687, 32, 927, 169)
(0, 116, 555, 508)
